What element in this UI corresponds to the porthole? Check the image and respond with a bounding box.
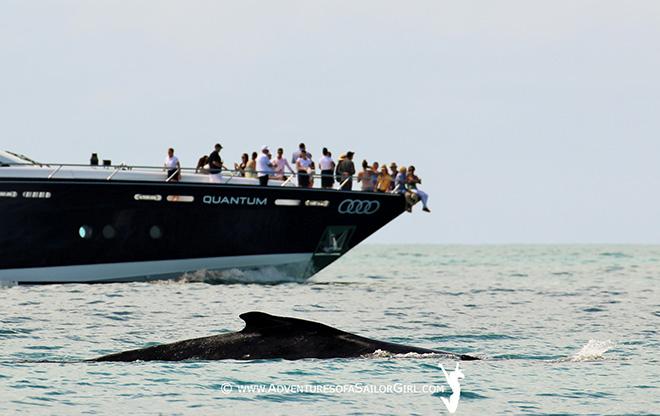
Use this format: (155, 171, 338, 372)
(149, 225, 162, 239)
(102, 225, 116, 239)
(79, 225, 93, 239)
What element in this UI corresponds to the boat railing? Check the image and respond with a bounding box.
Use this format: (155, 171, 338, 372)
(2, 161, 397, 193)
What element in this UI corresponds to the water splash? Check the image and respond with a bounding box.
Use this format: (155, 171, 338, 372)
(568, 340, 615, 362)
(0, 280, 17, 289)
(174, 266, 307, 284)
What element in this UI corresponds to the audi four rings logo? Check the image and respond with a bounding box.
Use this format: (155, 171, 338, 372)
(338, 199, 381, 215)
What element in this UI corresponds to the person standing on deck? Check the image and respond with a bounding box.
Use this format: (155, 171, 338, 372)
(245, 152, 258, 178)
(164, 148, 181, 182)
(319, 148, 335, 189)
(272, 148, 295, 180)
(257, 145, 275, 186)
(291, 142, 312, 165)
(335, 151, 356, 191)
(376, 165, 392, 192)
(208, 143, 225, 174)
(357, 160, 374, 192)
(394, 166, 407, 194)
(296, 150, 313, 188)
(388, 162, 398, 191)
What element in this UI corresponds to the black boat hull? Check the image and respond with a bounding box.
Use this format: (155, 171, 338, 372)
(0, 179, 406, 283)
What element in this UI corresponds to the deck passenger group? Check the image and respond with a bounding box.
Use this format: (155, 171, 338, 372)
(164, 142, 430, 213)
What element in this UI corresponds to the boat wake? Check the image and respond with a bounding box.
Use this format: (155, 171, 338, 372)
(174, 266, 308, 284)
(0, 280, 17, 289)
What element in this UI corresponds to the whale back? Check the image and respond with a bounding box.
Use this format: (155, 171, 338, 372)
(91, 312, 479, 361)
(239, 312, 344, 336)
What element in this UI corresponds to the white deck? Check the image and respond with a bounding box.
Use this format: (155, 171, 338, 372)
(0, 150, 293, 187)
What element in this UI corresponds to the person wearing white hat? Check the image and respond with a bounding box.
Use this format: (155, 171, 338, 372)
(257, 145, 274, 186)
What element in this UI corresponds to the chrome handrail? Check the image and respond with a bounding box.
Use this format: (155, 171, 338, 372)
(2, 162, 402, 193)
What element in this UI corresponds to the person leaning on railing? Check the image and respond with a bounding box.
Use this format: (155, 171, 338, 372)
(196, 155, 209, 173)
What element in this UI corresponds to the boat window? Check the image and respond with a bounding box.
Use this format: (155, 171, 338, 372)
(274, 199, 301, 206)
(166, 195, 194, 202)
(134, 194, 162, 202)
(22, 191, 51, 199)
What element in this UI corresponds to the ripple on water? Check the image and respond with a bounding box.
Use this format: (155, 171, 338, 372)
(599, 252, 631, 258)
(0, 245, 656, 415)
(0, 328, 34, 338)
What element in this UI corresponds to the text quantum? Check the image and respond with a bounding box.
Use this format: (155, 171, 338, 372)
(203, 195, 268, 206)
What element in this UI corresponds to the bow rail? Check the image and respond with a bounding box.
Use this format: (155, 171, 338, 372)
(1, 161, 398, 193)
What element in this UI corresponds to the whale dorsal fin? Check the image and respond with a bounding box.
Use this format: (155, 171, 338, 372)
(239, 312, 343, 335)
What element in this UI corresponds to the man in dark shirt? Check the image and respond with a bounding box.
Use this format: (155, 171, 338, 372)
(335, 151, 356, 190)
(208, 143, 224, 174)
(291, 142, 314, 165)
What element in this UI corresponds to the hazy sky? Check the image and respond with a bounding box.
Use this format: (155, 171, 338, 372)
(1, 1, 659, 244)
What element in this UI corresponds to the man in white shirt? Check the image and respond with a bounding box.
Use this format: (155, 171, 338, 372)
(272, 147, 295, 180)
(164, 147, 181, 182)
(318, 147, 335, 189)
(256, 145, 275, 186)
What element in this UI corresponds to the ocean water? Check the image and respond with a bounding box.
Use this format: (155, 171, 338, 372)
(0, 245, 658, 415)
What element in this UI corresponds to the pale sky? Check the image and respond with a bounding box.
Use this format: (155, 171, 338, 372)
(1, 1, 659, 244)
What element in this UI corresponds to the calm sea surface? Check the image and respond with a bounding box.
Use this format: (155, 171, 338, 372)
(0, 245, 658, 415)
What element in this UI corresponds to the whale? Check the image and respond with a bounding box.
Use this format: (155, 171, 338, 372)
(91, 312, 478, 362)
